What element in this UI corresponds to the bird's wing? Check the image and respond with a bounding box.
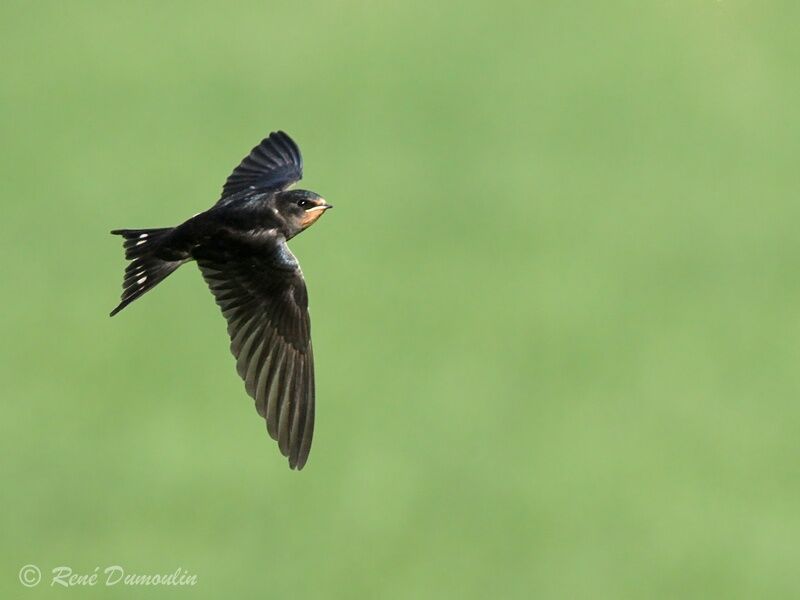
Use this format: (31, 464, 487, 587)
(218, 131, 303, 201)
(194, 232, 314, 470)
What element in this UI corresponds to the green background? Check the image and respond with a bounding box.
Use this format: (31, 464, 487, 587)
(2, 1, 799, 597)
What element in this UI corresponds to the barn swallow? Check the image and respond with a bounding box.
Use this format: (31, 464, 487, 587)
(110, 131, 332, 470)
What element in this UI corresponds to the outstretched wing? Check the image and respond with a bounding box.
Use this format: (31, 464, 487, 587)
(194, 232, 314, 470)
(218, 131, 303, 201)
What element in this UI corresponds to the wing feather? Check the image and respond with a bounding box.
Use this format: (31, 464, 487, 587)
(218, 131, 303, 201)
(195, 234, 315, 470)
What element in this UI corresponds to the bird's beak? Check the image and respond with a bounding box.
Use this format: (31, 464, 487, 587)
(305, 203, 333, 212)
(301, 201, 333, 228)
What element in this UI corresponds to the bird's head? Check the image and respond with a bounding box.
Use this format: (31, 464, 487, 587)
(273, 189, 333, 238)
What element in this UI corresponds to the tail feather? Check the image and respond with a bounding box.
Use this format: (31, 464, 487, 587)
(110, 228, 182, 316)
(112, 227, 174, 260)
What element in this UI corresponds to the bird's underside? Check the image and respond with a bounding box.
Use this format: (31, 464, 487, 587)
(111, 131, 326, 470)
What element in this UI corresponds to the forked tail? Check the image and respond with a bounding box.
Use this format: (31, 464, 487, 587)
(109, 228, 182, 316)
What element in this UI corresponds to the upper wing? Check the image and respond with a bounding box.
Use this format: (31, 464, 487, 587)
(194, 232, 314, 470)
(218, 131, 303, 201)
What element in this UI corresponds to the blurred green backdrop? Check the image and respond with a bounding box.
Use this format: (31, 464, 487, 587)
(2, 1, 800, 598)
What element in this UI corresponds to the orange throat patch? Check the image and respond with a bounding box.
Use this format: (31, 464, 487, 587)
(300, 207, 326, 229)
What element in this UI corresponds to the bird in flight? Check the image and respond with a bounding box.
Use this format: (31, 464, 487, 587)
(110, 131, 332, 470)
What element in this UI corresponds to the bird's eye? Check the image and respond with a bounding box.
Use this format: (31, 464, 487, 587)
(297, 200, 309, 208)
